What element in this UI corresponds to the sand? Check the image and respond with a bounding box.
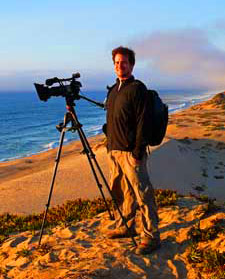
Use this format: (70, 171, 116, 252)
(150, 93, 225, 203)
(0, 197, 224, 279)
(0, 135, 110, 215)
(0, 92, 225, 279)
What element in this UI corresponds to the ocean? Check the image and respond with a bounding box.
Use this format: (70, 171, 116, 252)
(0, 89, 216, 162)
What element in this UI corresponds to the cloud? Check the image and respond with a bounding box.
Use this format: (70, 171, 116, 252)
(1, 27, 225, 92)
(132, 28, 225, 91)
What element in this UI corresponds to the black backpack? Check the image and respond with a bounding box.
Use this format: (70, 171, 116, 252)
(146, 90, 168, 146)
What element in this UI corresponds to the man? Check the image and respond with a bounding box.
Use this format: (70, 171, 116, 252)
(106, 46, 160, 255)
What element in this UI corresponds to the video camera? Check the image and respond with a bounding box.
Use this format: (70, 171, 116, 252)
(34, 72, 104, 108)
(34, 73, 82, 102)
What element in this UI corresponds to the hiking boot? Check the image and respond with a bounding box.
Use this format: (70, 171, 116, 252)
(135, 237, 161, 255)
(106, 227, 137, 239)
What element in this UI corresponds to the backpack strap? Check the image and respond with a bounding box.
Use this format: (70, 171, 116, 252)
(103, 84, 117, 110)
(106, 83, 117, 97)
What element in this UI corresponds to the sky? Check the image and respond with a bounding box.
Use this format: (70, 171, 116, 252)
(0, 0, 225, 92)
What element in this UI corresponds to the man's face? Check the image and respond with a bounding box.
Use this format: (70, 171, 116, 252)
(114, 53, 134, 80)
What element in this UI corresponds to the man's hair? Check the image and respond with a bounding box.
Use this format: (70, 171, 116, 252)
(112, 46, 135, 66)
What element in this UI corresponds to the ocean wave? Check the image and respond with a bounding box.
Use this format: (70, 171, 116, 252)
(168, 103, 187, 113)
(0, 149, 48, 162)
(84, 125, 103, 135)
(167, 90, 217, 113)
(42, 138, 69, 150)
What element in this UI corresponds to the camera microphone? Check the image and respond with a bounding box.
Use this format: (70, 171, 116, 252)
(45, 77, 59, 86)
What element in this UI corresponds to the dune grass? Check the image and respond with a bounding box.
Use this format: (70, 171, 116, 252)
(0, 189, 178, 244)
(187, 205, 225, 279)
(187, 244, 225, 279)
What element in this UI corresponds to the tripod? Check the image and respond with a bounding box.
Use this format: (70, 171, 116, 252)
(38, 96, 137, 247)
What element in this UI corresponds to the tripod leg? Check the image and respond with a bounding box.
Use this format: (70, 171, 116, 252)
(38, 121, 67, 246)
(82, 145, 114, 220)
(76, 126, 137, 247)
(90, 150, 137, 246)
(74, 126, 114, 220)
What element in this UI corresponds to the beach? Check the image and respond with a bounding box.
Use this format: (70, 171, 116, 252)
(0, 135, 109, 215)
(0, 92, 225, 215)
(0, 92, 225, 279)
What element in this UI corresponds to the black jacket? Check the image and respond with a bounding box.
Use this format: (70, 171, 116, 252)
(106, 76, 149, 160)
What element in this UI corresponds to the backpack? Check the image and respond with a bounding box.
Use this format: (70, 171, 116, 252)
(146, 90, 168, 146)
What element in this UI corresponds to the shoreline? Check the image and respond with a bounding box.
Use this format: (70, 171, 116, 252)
(0, 89, 218, 163)
(0, 132, 105, 164)
(0, 91, 225, 214)
(0, 134, 105, 184)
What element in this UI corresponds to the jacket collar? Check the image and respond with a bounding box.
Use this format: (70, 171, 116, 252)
(116, 76, 135, 91)
(116, 75, 135, 85)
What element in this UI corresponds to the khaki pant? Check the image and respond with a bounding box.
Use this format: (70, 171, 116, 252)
(108, 150, 159, 239)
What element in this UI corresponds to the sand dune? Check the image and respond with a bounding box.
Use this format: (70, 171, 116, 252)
(149, 137, 225, 203)
(0, 197, 224, 279)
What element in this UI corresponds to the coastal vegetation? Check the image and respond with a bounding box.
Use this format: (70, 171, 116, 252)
(187, 218, 225, 279)
(187, 187, 225, 279)
(0, 190, 224, 278)
(1, 189, 224, 278)
(0, 189, 178, 245)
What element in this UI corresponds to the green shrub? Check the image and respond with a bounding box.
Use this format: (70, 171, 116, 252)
(154, 189, 178, 207)
(187, 245, 225, 279)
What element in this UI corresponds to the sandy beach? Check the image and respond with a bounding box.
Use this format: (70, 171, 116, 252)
(0, 135, 110, 215)
(0, 92, 225, 279)
(0, 92, 225, 215)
